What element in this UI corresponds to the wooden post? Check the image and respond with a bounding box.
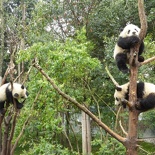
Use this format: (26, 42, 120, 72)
(82, 110, 91, 155)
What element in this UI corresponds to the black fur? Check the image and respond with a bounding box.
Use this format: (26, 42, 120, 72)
(136, 82, 155, 111)
(116, 36, 144, 73)
(137, 82, 144, 98)
(118, 36, 140, 49)
(136, 93, 155, 111)
(118, 36, 144, 55)
(115, 53, 128, 73)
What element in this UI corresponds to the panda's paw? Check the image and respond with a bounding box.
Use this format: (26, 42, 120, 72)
(135, 101, 141, 110)
(138, 56, 144, 62)
(130, 36, 140, 46)
(16, 103, 23, 109)
(0, 109, 5, 116)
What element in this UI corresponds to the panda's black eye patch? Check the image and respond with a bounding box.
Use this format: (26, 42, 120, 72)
(116, 97, 119, 101)
(135, 29, 138, 32)
(128, 30, 130, 34)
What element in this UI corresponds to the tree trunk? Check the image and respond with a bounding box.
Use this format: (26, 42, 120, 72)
(125, 43, 140, 155)
(82, 110, 91, 155)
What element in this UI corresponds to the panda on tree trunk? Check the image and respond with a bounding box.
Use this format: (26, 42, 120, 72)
(0, 82, 28, 114)
(113, 24, 145, 73)
(114, 81, 155, 111)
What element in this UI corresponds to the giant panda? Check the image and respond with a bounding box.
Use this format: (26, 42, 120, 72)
(0, 82, 28, 114)
(114, 24, 145, 73)
(114, 81, 155, 111)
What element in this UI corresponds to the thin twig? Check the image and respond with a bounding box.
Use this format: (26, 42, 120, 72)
(22, 65, 33, 85)
(115, 106, 122, 130)
(119, 120, 128, 136)
(105, 66, 119, 87)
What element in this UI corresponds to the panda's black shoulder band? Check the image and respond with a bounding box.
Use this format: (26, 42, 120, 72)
(116, 86, 122, 91)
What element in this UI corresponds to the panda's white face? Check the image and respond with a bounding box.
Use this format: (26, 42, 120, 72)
(11, 83, 28, 99)
(114, 83, 129, 106)
(119, 24, 141, 38)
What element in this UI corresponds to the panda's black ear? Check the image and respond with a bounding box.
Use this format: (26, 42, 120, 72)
(21, 85, 24, 89)
(116, 86, 122, 91)
(119, 27, 124, 32)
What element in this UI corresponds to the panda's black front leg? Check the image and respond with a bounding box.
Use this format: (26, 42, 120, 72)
(115, 53, 129, 73)
(0, 101, 5, 114)
(128, 36, 140, 47)
(117, 36, 140, 49)
(14, 99, 23, 109)
(135, 93, 155, 111)
(138, 41, 145, 62)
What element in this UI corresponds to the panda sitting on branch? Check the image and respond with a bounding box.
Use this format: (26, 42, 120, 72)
(113, 23, 145, 73)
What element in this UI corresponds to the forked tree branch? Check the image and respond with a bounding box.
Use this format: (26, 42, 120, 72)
(33, 61, 126, 144)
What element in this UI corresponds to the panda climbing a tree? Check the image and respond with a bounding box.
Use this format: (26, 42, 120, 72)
(113, 24, 145, 73)
(114, 81, 155, 111)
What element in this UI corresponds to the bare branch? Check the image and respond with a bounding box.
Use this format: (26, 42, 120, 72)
(138, 0, 147, 40)
(13, 71, 24, 83)
(139, 56, 155, 66)
(22, 65, 33, 85)
(105, 66, 119, 87)
(33, 61, 126, 144)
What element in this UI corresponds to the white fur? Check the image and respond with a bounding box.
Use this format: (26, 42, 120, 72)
(114, 83, 129, 106)
(119, 24, 140, 38)
(141, 82, 155, 98)
(0, 83, 8, 101)
(113, 44, 124, 58)
(0, 83, 28, 102)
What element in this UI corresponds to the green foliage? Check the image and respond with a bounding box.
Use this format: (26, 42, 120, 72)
(16, 28, 115, 154)
(92, 137, 125, 155)
(138, 141, 155, 155)
(21, 138, 78, 155)
(139, 111, 155, 130)
(138, 35, 155, 81)
(18, 28, 102, 105)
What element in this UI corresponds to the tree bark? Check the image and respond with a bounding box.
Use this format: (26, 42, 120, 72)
(126, 45, 140, 154)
